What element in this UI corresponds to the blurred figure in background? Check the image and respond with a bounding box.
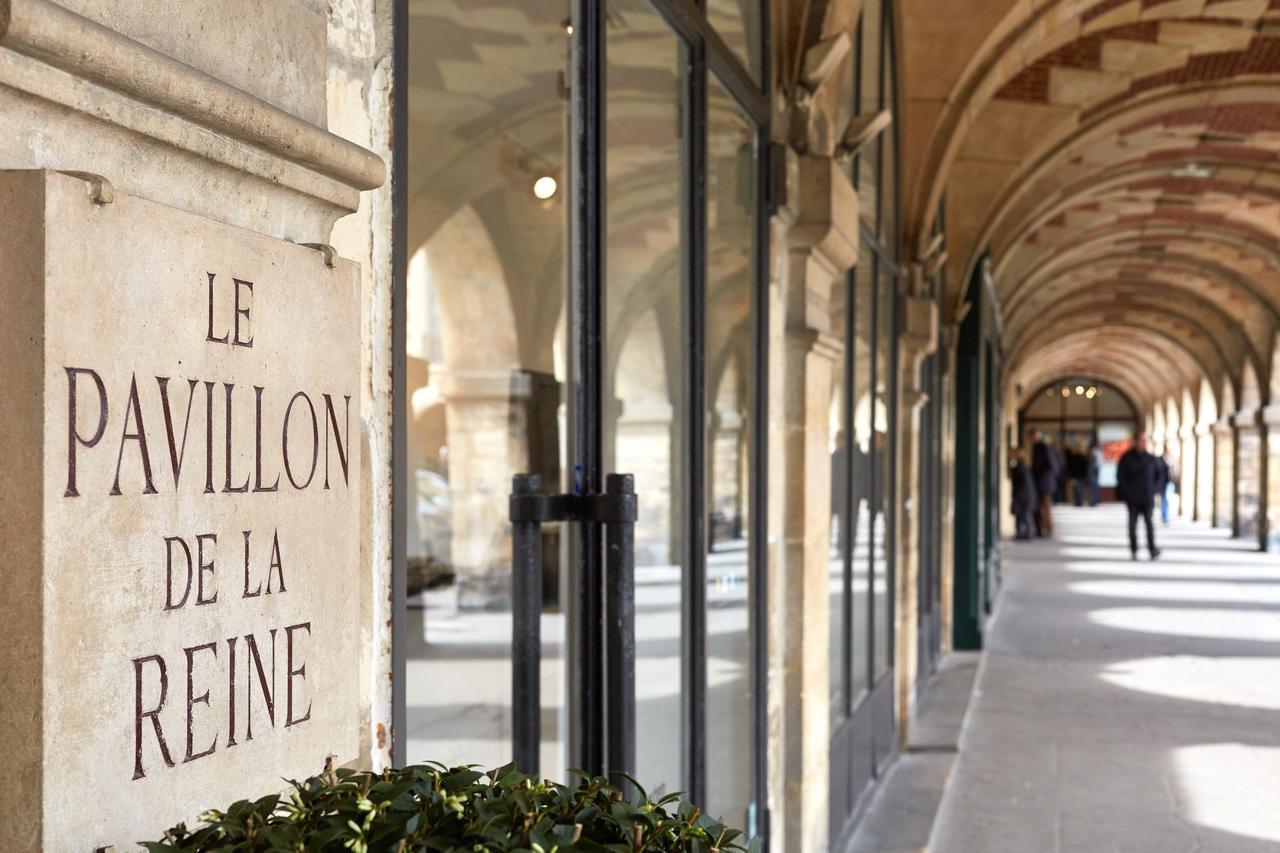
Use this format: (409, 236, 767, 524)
(1068, 444, 1090, 507)
(1088, 442, 1104, 506)
(1117, 432, 1165, 560)
(1030, 430, 1060, 537)
(1010, 447, 1036, 540)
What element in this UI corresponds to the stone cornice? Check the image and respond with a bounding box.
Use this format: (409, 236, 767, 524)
(0, 0, 385, 190)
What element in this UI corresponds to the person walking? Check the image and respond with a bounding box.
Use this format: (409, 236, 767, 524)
(1010, 447, 1036, 540)
(1030, 430, 1059, 537)
(1088, 442, 1104, 506)
(1116, 432, 1165, 560)
(1068, 444, 1090, 507)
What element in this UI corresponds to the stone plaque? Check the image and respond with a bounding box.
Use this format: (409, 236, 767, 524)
(0, 171, 362, 850)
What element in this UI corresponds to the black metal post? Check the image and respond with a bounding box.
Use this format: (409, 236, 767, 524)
(390, 0, 409, 770)
(603, 473, 637, 790)
(571, 0, 606, 778)
(511, 474, 544, 776)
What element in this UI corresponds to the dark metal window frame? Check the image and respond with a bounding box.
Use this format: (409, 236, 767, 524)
(390, 0, 772, 838)
(831, 0, 902, 842)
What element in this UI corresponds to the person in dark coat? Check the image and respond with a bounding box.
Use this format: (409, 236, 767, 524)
(1053, 445, 1069, 504)
(1010, 447, 1036, 540)
(1116, 431, 1166, 560)
(1067, 445, 1090, 506)
(1029, 430, 1059, 537)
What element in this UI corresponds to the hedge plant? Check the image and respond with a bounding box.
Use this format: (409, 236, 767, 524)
(141, 761, 756, 852)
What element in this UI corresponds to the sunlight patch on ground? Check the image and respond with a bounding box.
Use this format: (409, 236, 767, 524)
(1087, 607, 1280, 641)
(1172, 743, 1280, 844)
(1058, 553, 1277, 578)
(1100, 656, 1280, 712)
(1070, 579, 1280, 604)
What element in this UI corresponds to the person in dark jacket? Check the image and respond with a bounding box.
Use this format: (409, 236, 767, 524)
(1029, 430, 1059, 537)
(1116, 432, 1166, 560)
(1067, 444, 1090, 506)
(1010, 447, 1036, 540)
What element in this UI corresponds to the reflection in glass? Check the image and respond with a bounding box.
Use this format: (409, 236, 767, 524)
(405, 0, 570, 777)
(605, 0, 685, 802)
(855, 0, 882, 230)
(706, 0, 764, 82)
(829, 277, 849, 726)
(705, 73, 756, 829)
(850, 247, 875, 701)
(873, 263, 893, 680)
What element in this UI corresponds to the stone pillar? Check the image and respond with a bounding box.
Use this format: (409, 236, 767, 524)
(1180, 421, 1197, 521)
(1233, 412, 1260, 542)
(440, 369, 557, 608)
(776, 154, 859, 852)
(1195, 424, 1214, 524)
(893, 285, 938, 741)
(1264, 406, 1280, 552)
(0, 1, 389, 845)
(1214, 421, 1235, 529)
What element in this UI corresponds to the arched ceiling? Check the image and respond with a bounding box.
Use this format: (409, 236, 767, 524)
(900, 0, 1280, 415)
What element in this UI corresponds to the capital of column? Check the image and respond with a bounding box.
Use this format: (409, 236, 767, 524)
(785, 154, 860, 277)
(899, 294, 939, 361)
(1261, 404, 1280, 428)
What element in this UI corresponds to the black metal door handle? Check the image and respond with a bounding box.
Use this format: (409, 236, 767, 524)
(508, 473, 637, 779)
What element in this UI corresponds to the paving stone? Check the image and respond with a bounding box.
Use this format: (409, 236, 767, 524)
(929, 506, 1280, 853)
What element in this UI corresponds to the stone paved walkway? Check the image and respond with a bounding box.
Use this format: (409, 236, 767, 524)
(929, 506, 1280, 853)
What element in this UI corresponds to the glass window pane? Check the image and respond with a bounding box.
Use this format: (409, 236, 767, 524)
(605, 0, 685, 802)
(850, 247, 874, 702)
(855, 2, 882, 229)
(706, 0, 764, 83)
(879, 5, 898, 256)
(829, 279, 849, 726)
(405, 1, 570, 777)
(872, 267, 894, 680)
(705, 72, 757, 829)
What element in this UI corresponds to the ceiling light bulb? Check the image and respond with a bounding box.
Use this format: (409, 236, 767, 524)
(1061, 388, 1070, 398)
(1075, 385, 1085, 395)
(533, 176, 558, 200)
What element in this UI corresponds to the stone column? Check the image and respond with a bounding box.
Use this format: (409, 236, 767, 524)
(893, 284, 938, 742)
(440, 369, 557, 609)
(1195, 424, 1214, 524)
(1264, 406, 1280, 551)
(1233, 411, 1260, 543)
(1214, 420, 1235, 529)
(776, 154, 859, 852)
(1179, 421, 1197, 521)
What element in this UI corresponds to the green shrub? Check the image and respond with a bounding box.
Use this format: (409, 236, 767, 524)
(141, 762, 756, 852)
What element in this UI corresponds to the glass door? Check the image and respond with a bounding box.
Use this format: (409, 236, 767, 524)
(399, 0, 770, 837)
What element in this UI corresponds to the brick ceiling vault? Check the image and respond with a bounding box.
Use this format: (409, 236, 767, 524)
(899, 0, 1280, 416)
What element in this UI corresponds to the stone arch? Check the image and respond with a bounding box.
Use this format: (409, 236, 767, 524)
(1241, 362, 1262, 412)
